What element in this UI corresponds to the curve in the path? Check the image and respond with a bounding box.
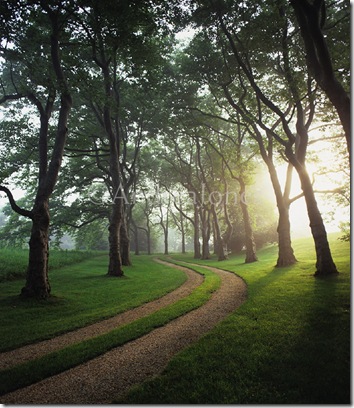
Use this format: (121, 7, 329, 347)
(0, 259, 203, 371)
(1, 261, 247, 404)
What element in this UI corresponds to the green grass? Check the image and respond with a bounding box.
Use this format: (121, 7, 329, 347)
(0, 248, 99, 282)
(0, 260, 220, 396)
(0, 255, 187, 351)
(119, 234, 350, 404)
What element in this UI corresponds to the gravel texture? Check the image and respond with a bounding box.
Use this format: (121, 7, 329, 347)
(1, 261, 247, 404)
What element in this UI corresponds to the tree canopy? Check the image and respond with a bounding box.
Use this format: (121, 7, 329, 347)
(0, 0, 349, 297)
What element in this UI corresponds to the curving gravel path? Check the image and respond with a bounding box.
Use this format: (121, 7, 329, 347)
(0, 259, 203, 371)
(1, 261, 247, 404)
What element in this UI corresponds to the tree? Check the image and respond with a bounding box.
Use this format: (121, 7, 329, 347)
(213, 0, 338, 276)
(0, 1, 73, 298)
(178, 9, 297, 266)
(289, 0, 350, 159)
(70, 0, 175, 274)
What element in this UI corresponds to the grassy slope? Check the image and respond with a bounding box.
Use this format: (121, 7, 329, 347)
(120, 234, 350, 404)
(0, 255, 187, 351)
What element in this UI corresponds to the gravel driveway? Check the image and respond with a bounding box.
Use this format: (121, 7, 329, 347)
(1, 260, 247, 404)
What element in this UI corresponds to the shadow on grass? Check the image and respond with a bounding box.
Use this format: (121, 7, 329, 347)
(79, 274, 130, 280)
(0, 294, 69, 309)
(257, 275, 350, 404)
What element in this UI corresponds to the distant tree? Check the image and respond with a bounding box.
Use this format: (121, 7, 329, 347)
(75, 220, 108, 251)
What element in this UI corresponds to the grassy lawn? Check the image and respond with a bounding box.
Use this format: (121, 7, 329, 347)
(119, 234, 350, 404)
(0, 248, 99, 282)
(0, 255, 188, 351)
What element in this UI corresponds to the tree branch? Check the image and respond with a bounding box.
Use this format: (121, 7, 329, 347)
(0, 186, 33, 218)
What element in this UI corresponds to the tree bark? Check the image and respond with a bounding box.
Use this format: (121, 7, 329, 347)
(267, 162, 297, 267)
(286, 149, 338, 276)
(131, 219, 140, 255)
(222, 184, 233, 254)
(276, 206, 297, 267)
(146, 226, 151, 255)
(120, 215, 131, 266)
(239, 179, 258, 263)
(290, 0, 350, 159)
(211, 204, 226, 261)
(142, 222, 152, 255)
(21, 200, 51, 299)
(108, 198, 124, 276)
(200, 207, 211, 260)
(179, 211, 186, 254)
(162, 221, 169, 255)
(193, 204, 201, 259)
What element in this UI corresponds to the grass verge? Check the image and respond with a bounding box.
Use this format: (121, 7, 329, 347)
(119, 235, 350, 404)
(0, 255, 187, 351)
(0, 260, 220, 396)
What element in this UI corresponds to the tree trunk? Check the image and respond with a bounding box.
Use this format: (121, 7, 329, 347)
(222, 187, 233, 254)
(120, 216, 131, 266)
(211, 204, 226, 261)
(200, 207, 211, 260)
(163, 225, 169, 255)
(20, 6, 72, 298)
(267, 162, 297, 267)
(21, 200, 51, 299)
(131, 220, 140, 255)
(287, 151, 338, 276)
(180, 212, 186, 254)
(108, 199, 124, 277)
(239, 179, 258, 263)
(193, 204, 201, 259)
(290, 0, 350, 159)
(277, 207, 297, 267)
(146, 227, 151, 255)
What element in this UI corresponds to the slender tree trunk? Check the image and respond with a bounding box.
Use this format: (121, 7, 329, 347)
(165, 211, 169, 255)
(287, 151, 338, 276)
(107, 189, 124, 276)
(180, 212, 186, 254)
(222, 185, 233, 254)
(120, 216, 131, 266)
(200, 207, 211, 260)
(131, 220, 140, 255)
(108, 198, 124, 276)
(163, 225, 169, 255)
(267, 162, 297, 267)
(21, 200, 51, 299)
(239, 179, 258, 263)
(212, 223, 217, 255)
(201, 237, 210, 260)
(146, 227, 151, 255)
(94, 38, 124, 277)
(193, 204, 201, 259)
(276, 207, 297, 267)
(211, 204, 226, 261)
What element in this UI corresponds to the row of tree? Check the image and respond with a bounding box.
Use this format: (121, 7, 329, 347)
(0, 0, 349, 298)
